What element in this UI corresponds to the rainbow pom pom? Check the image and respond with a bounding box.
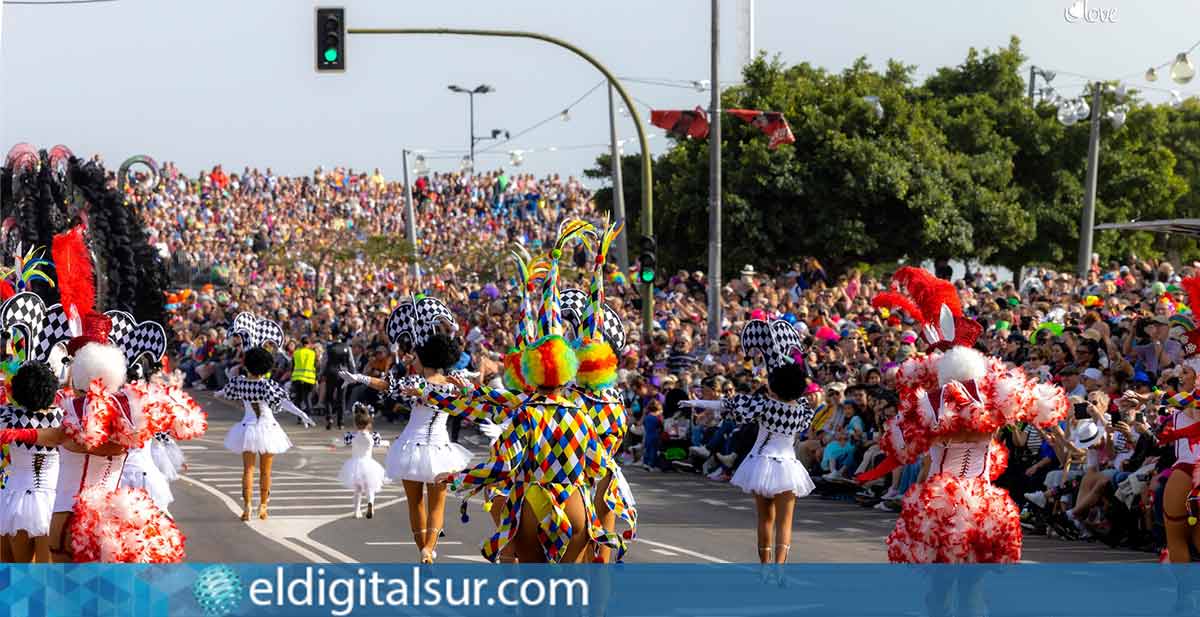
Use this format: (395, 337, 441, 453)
(520, 335, 579, 389)
(574, 338, 617, 391)
(502, 350, 532, 392)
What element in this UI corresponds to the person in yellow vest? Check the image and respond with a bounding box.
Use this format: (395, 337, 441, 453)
(291, 336, 318, 423)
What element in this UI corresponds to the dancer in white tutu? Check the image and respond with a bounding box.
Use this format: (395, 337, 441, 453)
(336, 405, 388, 519)
(219, 313, 315, 521)
(150, 432, 185, 482)
(681, 319, 815, 565)
(0, 363, 63, 562)
(339, 296, 472, 563)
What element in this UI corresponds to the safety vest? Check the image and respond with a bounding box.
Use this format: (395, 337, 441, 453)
(292, 348, 317, 384)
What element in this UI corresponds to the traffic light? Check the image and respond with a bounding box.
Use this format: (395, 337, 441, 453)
(638, 235, 657, 285)
(315, 7, 345, 72)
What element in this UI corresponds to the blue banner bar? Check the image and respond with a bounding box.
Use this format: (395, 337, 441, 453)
(0, 563, 1195, 617)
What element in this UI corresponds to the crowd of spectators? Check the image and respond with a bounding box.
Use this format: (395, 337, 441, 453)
(127, 161, 1199, 557)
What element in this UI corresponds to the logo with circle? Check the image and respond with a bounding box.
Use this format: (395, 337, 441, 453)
(193, 565, 244, 617)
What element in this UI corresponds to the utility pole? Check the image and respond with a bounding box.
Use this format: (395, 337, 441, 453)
(1077, 83, 1103, 278)
(468, 93, 476, 170)
(607, 83, 629, 273)
(706, 0, 723, 346)
(402, 149, 421, 282)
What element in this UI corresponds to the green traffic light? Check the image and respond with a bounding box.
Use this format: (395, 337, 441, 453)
(640, 270, 655, 283)
(324, 48, 339, 63)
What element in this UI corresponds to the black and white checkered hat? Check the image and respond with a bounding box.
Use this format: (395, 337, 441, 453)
(105, 310, 167, 366)
(35, 303, 72, 363)
(560, 288, 626, 351)
(231, 312, 284, 349)
(387, 297, 457, 350)
(0, 292, 47, 361)
(741, 319, 805, 371)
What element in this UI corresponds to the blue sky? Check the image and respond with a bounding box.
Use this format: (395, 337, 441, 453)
(2, 0, 1197, 184)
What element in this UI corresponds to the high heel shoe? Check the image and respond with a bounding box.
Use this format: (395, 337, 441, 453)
(240, 500, 251, 522)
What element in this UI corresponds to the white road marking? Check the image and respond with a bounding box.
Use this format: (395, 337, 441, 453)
(635, 538, 729, 564)
(700, 498, 728, 507)
(366, 541, 463, 546)
(798, 519, 821, 524)
(250, 495, 357, 502)
(444, 554, 488, 563)
(257, 504, 362, 510)
(836, 527, 867, 533)
(179, 445, 208, 451)
(730, 505, 750, 511)
(650, 548, 678, 556)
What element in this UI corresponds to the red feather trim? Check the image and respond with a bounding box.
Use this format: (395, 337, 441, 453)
(893, 266, 961, 320)
(1183, 276, 1200, 309)
(0, 280, 14, 302)
(871, 292, 925, 323)
(52, 226, 95, 317)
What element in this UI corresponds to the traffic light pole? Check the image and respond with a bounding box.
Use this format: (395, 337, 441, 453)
(349, 27, 655, 338)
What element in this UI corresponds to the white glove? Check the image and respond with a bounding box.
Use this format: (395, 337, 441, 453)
(478, 419, 506, 442)
(338, 370, 369, 385)
(679, 399, 722, 410)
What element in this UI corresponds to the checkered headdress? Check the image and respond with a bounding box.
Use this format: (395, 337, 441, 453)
(34, 303, 74, 363)
(105, 310, 167, 366)
(386, 296, 457, 351)
(231, 312, 284, 349)
(561, 288, 626, 352)
(581, 219, 624, 343)
(741, 319, 805, 371)
(534, 220, 592, 341)
(0, 292, 47, 362)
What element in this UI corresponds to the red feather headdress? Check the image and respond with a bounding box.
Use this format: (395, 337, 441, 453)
(878, 266, 981, 352)
(1180, 276, 1200, 358)
(51, 225, 95, 318)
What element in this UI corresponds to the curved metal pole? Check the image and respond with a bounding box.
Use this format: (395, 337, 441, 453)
(349, 27, 654, 337)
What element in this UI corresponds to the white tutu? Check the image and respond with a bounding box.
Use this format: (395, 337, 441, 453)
(224, 415, 293, 454)
(151, 438, 185, 481)
(0, 487, 55, 536)
(730, 454, 815, 498)
(384, 440, 473, 484)
(338, 457, 387, 494)
(121, 448, 174, 512)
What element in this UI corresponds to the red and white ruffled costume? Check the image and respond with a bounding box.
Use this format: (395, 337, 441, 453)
(59, 372, 206, 563)
(868, 267, 1068, 563)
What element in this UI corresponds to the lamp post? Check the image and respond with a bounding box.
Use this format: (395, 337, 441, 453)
(1027, 65, 1056, 100)
(401, 149, 421, 282)
(447, 83, 495, 170)
(1066, 83, 1126, 278)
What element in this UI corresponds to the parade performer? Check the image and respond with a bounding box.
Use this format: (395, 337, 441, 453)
(421, 221, 623, 563)
(559, 219, 637, 562)
(860, 267, 1067, 563)
(0, 362, 62, 562)
(680, 319, 816, 565)
(220, 313, 315, 521)
(335, 404, 388, 519)
(338, 296, 473, 563)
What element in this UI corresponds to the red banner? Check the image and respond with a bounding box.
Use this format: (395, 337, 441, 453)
(726, 109, 796, 149)
(649, 106, 710, 140)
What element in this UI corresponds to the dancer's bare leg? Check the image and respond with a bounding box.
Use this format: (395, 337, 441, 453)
(772, 492, 795, 564)
(424, 483, 447, 561)
(258, 454, 274, 520)
(403, 480, 429, 562)
(240, 452, 255, 521)
(754, 494, 775, 564)
(593, 472, 616, 563)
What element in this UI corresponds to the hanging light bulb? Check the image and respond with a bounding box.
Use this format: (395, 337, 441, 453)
(1146, 67, 1159, 82)
(413, 154, 429, 175)
(509, 151, 524, 167)
(1057, 100, 1079, 126)
(1039, 69, 1056, 83)
(863, 96, 884, 120)
(618, 107, 629, 116)
(1107, 106, 1127, 129)
(692, 79, 711, 92)
(1074, 98, 1091, 122)
(560, 109, 570, 122)
(1113, 83, 1128, 103)
(460, 155, 473, 173)
(1171, 52, 1196, 84)
(1171, 90, 1185, 108)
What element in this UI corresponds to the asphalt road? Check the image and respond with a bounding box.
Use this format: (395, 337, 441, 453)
(172, 392, 1154, 564)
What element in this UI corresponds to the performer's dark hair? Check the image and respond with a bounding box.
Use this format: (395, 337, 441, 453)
(243, 346, 275, 377)
(767, 362, 808, 402)
(415, 332, 461, 371)
(11, 362, 59, 410)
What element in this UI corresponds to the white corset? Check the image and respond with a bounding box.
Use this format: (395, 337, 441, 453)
(929, 440, 990, 479)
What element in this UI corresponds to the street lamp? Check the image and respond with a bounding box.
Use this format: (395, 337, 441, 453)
(1068, 82, 1127, 278)
(448, 83, 499, 169)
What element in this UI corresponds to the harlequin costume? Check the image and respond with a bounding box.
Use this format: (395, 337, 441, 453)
(861, 267, 1068, 563)
(424, 221, 623, 563)
(559, 219, 637, 551)
(375, 298, 472, 485)
(682, 319, 817, 498)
